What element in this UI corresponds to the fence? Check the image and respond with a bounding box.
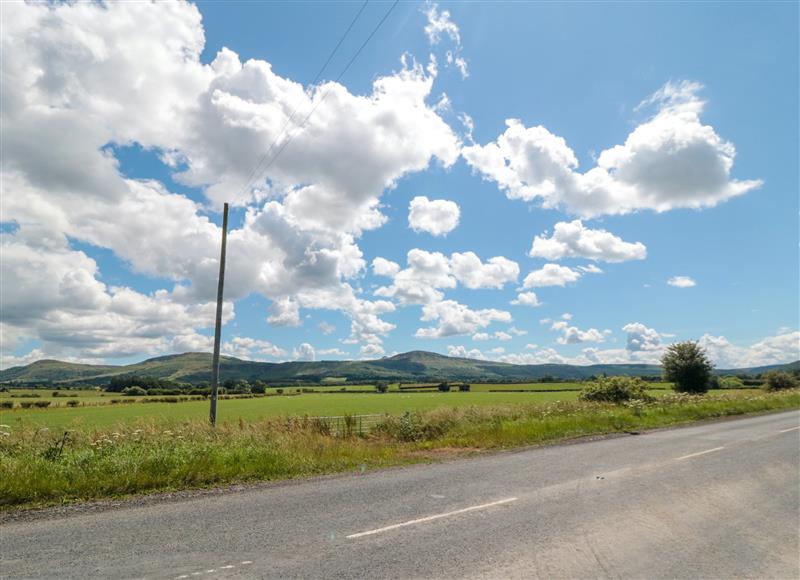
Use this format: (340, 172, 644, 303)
(311, 414, 385, 436)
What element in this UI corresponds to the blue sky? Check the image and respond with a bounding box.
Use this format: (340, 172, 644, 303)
(1, 1, 797, 369)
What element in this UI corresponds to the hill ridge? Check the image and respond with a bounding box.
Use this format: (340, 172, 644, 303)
(1, 351, 797, 386)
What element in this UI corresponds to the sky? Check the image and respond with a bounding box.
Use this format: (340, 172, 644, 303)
(1, 0, 798, 370)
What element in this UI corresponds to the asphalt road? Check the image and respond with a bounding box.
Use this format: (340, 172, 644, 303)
(2, 411, 799, 579)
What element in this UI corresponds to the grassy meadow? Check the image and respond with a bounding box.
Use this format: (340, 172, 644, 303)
(0, 383, 750, 430)
(1, 389, 797, 508)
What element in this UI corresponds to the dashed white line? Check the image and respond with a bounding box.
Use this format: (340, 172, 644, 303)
(174, 561, 253, 579)
(346, 497, 518, 539)
(779, 426, 800, 433)
(676, 446, 725, 461)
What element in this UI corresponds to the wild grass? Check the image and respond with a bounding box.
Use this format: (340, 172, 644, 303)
(0, 387, 758, 430)
(1, 389, 797, 509)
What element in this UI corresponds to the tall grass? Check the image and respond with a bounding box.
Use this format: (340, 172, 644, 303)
(1, 390, 797, 509)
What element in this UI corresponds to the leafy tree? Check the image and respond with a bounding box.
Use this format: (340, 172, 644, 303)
(251, 381, 268, 394)
(375, 382, 389, 393)
(437, 382, 451, 392)
(661, 341, 714, 393)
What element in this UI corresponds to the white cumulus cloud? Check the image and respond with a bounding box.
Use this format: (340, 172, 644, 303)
(408, 196, 461, 236)
(530, 220, 646, 262)
(551, 320, 609, 345)
(463, 81, 761, 218)
(416, 299, 511, 338)
(511, 292, 541, 307)
(293, 342, 316, 361)
(522, 264, 582, 288)
(450, 252, 519, 289)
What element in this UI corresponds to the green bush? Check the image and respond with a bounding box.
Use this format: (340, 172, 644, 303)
(33, 400, 51, 408)
(762, 371, 798, 391)
(579, 377, 653, 404)
(437, 382, 451, 392)
(0, 401, 14, 409)
(375, 382, 389, 393)
(458, 383, 471, 392)
(122, 386, 147, 396)
(66, 400, 80, 407)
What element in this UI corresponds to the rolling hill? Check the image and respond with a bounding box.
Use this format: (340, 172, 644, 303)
(1, 351, 797, 386)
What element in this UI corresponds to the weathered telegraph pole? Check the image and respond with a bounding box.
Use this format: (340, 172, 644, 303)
(209, 202, 229, 426)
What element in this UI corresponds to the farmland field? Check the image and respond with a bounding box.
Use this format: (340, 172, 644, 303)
(0, 386, 758, 430)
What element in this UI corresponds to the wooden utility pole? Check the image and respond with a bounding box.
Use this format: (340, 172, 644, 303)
(209, 202, 229, 426)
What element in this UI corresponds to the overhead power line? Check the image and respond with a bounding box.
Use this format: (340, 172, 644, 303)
(236, 0, 400, 199)
(234, 1, 369, 201)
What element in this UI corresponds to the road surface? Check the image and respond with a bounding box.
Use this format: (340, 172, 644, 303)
(2, 411, 799, 579)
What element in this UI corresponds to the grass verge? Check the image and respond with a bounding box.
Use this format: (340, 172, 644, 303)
(1, 389, 797, 510)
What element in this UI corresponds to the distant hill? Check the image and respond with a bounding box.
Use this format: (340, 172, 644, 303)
(1, 350, 797, 386)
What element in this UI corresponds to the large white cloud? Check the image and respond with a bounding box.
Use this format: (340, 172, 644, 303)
(408, 196, 461, 236)
(511, 291, 541, 307)
(550, 320, 609, 345)
(223, 337, 286, 360)
(0, 236, 234, 365)
(375, 249, 455, 305)
(530, 220, 646, 262)
(416, 300, 511, 339)
(622, 322, 662, 352)
(463, 81, 761, 217)
(450, 251, 519, 289)
(1, 0, 463, 361)
(375, 249, 518, 304)
(522, 264, 582, 288)
(293, 342, 316, 362)
(699, 331, 800, 369)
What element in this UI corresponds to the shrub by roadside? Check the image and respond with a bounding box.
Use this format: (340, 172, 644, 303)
(762, 371, 798, 391)
(578, 376, 653, 404)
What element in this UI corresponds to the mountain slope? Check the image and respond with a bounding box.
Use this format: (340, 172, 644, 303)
(1, 351, 797, 385)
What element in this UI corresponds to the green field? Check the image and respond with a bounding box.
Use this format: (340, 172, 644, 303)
(2, 388, 797, 509)
(0, 387, 757, 430)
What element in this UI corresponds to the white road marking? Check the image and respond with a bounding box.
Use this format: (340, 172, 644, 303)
(676, 446, 725, 461)
(346, 497, 518, 539)
(174, 562, 243, 579)
(779, 426, 800, 433)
